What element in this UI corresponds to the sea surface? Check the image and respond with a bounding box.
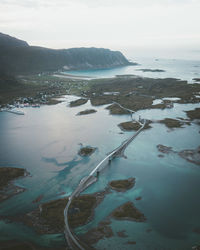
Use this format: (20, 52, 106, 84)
(65, 57, 200, 83)
(0, 58, 200, 249)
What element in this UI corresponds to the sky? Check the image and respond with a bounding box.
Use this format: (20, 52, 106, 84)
(0, 0, 200, 59)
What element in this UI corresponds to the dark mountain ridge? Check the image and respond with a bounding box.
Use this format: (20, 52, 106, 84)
(0, 33, 134, 74)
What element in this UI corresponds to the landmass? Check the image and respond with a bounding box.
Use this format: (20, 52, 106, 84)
(106, 103, 130, 115)
(111, 201, 146, 222)
(69, 98, 88, 107)
(109, 178, 135, 192)
(79, 219, 113, 246)
(137, 69, 165, 72)
(193, 78, 200, 82)
(83, 76, 200, 113)
(185, 108, 200, 120)
(0, 167, 28, 202)
(24, 190, 108, 234)
(0, 32, 133, 74)
(118, 121, 151, 131)
(78, 146, 96, 156)
(159, 118, 184, 128)
(77, 109, 97, 115)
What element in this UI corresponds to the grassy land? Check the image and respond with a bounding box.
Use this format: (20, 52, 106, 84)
(81, 76, 200, 112)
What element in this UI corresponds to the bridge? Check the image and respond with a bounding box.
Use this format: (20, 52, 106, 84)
(64, 108, 147, 249)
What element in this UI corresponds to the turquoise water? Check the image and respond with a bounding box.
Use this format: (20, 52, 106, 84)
(65, 57, 200, 82)
(0, 93, 200, 249)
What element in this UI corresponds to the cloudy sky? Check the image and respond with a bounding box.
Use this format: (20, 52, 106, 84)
(0, 0, 200, 59)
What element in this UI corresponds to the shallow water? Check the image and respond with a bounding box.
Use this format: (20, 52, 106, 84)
(0, 95, 199, 249)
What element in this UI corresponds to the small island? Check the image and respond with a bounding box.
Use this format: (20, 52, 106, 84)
(137, 68, 165, 73)
(118, 121, 151, 131)
(77, 109, 97, 115)
(111, 201, 146, 222)
(159, 118, 183, 128)
(193, 78, 200, 82)
(106, 103, 130, 115)
(109, 178, 135, 192)
(157, 145, 200, 166)
(185, 108, 200, 120)
(0, 167, 28, 202)
(78, 146, 96, 156)
(24, 191, 107, 234)
(70, 98, 88, 107)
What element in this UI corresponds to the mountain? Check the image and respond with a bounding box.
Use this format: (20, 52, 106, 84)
(0, 33, 134, 74)
(0, 33, 29, 48)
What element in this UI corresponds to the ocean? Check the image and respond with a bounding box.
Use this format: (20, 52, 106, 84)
(0, 57, 200, 249)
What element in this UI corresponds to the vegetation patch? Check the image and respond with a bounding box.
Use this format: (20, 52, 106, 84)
(69, 98, 88, 107)
(109, 178, 135, 192)
(78, 146, 96, 156)
(111, 201, 146, 222)
(77, 109, 97, 115)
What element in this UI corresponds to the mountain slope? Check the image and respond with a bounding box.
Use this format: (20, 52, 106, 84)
(0, 33, 134, 74)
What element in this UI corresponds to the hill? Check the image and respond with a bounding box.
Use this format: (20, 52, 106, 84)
(0, 33, 134, 74)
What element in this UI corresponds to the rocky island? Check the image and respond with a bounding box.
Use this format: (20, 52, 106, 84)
(77, 109, 97, 115)
(78, 146, 97, 156)
(109, 178, 135, 192)
(118, 121, 151, 131)
(69, 98, 88, 107)
(0, 167, 28, 202)
(111, 201, 146, 222)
